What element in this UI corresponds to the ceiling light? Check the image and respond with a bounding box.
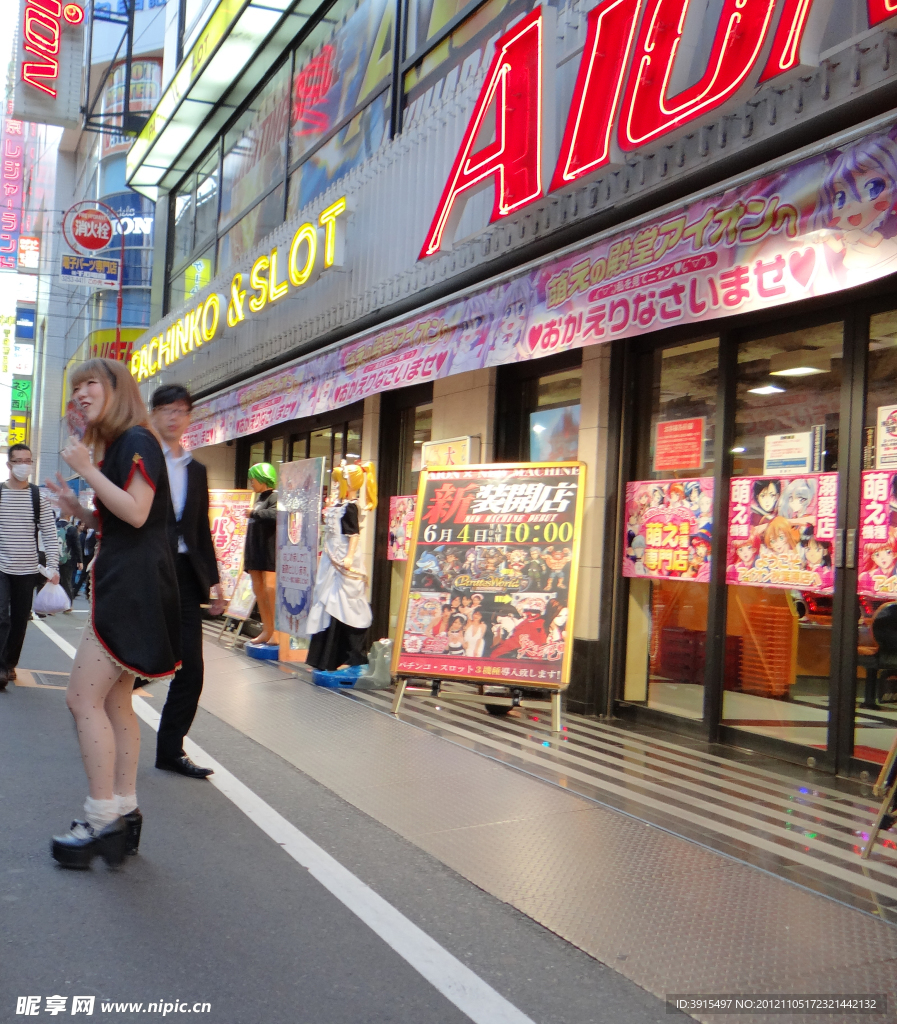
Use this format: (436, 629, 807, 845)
(731, 446, 746, 453)
(748, 385, 785, 395)
(769, 365, 827, 377)
(769, 349, 831, 377)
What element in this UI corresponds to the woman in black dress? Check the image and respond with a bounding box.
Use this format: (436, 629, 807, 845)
(46, 358, 180, 868)
(243, 462, 278, 645)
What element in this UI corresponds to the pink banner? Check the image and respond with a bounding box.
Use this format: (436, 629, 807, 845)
(185, 124, 897, 450)
(726, 474, 837, 594)
(859, 470, 897, 598)
(623, 478, 713, 581)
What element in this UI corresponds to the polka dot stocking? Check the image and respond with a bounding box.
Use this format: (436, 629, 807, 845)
(66, 633, 140, 803)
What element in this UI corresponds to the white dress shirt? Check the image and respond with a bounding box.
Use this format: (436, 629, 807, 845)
(163, 443, 192, 554)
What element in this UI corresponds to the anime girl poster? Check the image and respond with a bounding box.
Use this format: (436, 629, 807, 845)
(727, 472, 837, 594)
(859, 470, 897, 598)
(622, 478, 714, 580)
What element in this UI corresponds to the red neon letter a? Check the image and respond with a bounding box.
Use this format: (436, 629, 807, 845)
(550, 0, 642, 191)
(419, 8, 548, 259)
(619, 0, 777, 152)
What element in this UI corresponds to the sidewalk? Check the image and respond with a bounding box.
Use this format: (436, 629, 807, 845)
(136, 627, 897, 1024)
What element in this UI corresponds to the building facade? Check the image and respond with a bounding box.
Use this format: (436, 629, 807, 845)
(126, 0, 897, 776)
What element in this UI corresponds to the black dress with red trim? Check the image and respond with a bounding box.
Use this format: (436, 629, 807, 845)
(91, 425, 181, 680)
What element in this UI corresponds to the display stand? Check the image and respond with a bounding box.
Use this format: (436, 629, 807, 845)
(861, 734, 897, 860)
(217, 571, 257, 649)
(391, 677, 563, 733)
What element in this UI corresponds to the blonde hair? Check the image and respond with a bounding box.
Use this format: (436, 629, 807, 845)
(333, 460, 377, 510)
(70, 358, 149, 449)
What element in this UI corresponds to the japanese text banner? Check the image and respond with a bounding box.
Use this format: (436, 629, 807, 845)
(392, 463, 585, 689)
(186, 123, 897, 451)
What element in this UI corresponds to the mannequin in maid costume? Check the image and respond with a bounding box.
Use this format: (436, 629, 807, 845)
(305, 461, 377, 672)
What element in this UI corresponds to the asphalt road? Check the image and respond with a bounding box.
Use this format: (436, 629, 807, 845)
(1, 606, 675, 1024)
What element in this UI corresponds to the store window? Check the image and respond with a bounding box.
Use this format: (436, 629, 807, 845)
(287, 0, 394, 214)
(217, 185, 286, 270)
(722, 322, 844, 749)
(623, 338, 719, 720)
(528, 369, 581, 462)
(194, 150, 219, 249)
(171, 176, 194, 267)
(854, 310, 897, 766)
(397, 402, 432, 494)
(219, 61, 290, 231)
(403, 0, 554, 122)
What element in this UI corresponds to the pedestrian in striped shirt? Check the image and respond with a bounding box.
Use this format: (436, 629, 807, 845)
(0, 443, 60, 689)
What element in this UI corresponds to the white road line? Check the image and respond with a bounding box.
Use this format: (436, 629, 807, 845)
(30, 616, 78, 658)
(33, 617, 536, 1024)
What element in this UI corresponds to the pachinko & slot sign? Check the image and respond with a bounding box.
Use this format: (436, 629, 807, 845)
(726, 473, 838, 595)
(393, 464, 585, 689)
(623, 478, 713, 581)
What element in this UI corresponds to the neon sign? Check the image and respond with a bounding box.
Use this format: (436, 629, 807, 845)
(130, 197, 349, 382)
(423, 1, 897, 256)
(20, 0, 83, 99)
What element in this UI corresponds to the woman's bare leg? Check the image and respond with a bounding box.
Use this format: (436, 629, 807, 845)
(65, 633, 128, 801)
(249, 570, 275, 642)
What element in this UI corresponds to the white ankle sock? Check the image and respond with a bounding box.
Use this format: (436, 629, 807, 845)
(115, 793, 138, 815)
(83, 796, 119, 830)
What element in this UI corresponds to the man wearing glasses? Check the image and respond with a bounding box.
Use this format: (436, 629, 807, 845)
(0, 444, 60, 689)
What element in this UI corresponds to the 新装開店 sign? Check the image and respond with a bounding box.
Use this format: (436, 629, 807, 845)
(393, 463, 586, 689)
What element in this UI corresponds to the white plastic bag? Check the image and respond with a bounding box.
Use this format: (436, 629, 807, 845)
(34, 582, 71, 616)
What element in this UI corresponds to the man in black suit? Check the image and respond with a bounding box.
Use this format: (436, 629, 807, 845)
(151, 385, 225, 778)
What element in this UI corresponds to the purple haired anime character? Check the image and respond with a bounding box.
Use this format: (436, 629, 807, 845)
(812, 129, 897, 278)
(486, 275, 537, 364)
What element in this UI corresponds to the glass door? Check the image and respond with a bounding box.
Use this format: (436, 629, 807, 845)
(721, 322, 844, 754)
(853, 310, 897, 769)
(622, 337, 719, 720)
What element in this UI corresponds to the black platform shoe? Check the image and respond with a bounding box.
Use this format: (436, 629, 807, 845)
(123, 809, 143, 855)
(51, 817, 128, 869)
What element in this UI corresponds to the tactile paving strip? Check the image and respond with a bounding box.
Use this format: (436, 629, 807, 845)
(196, 641, 897, 1024)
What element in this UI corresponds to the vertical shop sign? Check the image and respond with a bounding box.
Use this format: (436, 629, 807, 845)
(393, 463, 585, 688)
(858, 470, 897, 598)
(726, 473, 837, 594)
(13, 0, 85, 130)
(387, 495, 416, 560)
(208, 489, 253, 600)
(653, 418, 705, 472)
(623, 478, 713, 580)
(275, 459, 324, 636)
(0, 118, 24, 270)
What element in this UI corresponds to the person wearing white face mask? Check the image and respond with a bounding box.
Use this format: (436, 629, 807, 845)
(0, 443, 60, 689)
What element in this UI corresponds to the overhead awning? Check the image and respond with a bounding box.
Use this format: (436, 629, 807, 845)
(126, 0, 323, 201)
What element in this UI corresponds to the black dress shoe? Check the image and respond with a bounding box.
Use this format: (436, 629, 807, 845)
(155, 755, 213, 778)
(0, 668, 8, 692)
(51, 817, 128, 868)
(123, 809, 143, 855)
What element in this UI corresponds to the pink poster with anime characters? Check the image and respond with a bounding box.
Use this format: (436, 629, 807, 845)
(726, 474, 838, 594)
(858, 470, 897, 598)
(623, 478, 713, 581)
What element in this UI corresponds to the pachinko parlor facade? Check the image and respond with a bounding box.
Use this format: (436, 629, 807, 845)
(124, 0, 897, 776)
